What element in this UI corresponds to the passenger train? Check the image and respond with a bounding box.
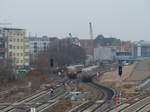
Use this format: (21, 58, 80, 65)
(66, 65, 84, 79)
(79, 65, 99, 82)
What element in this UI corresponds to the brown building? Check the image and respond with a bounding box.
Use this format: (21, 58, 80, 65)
(121, 41, 131, 52)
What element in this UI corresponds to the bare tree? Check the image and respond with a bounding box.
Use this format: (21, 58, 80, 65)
(0, 59, 15, 84)
(35, 41, 86, 74)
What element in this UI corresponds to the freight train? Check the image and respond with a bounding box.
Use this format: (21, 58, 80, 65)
(66, 65, 84, 79)
(79, 65, 99, 82)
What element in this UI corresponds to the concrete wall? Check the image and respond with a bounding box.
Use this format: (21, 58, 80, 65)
(94, 47, 116, 61)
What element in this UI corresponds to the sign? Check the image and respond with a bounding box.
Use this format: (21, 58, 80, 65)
(30, 108, 36, 112)
(116, 100, 121, 105)
(16, 69, 27, 76)
(126, 95, 129, 100)
(28, 81, 32, 88)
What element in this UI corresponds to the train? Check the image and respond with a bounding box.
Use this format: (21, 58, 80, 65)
(79, 65, 99, 82)
(66, 65, 84, 79)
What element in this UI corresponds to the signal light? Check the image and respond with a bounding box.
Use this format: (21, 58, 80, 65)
(118, 66, 122, 77)
(50, 58, 54, 67)
(116, 100, 121, 105)
(126, 95, 129, 100)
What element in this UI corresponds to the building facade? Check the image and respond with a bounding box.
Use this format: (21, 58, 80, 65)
(0, 27, 29, 67)
(0, 28, 7, 60)
(132, 41, 150, 58)
(94, 47, 116, 62)
(121, 41, 131, 52)
(29, 36, 51, 54)
(116, 51, 132, 61)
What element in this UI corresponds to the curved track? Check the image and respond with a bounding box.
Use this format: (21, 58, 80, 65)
(69, 80, 115, 112)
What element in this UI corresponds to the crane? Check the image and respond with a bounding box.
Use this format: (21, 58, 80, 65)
(89, 22, 94, 65)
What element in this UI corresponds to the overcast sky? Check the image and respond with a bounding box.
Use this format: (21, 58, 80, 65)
(0, 0, 150, 41)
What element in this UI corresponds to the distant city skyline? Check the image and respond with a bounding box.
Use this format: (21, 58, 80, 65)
(0, 0, 150, 41)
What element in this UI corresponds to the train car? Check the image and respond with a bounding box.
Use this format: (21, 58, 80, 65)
(79, 65, 99, 82)
(67, 65, 84, 79)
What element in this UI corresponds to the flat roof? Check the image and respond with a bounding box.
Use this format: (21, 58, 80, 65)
(0, 27, 25, 30)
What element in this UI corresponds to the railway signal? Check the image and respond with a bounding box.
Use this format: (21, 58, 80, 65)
(126, 94, 129, 100)
(118, 66, 122, 77)
(116, 100, 121, 105)
(50, 58, 54, 67)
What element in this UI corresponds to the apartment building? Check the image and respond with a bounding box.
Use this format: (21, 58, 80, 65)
(0, 27, 29, 67)
(0, 28, 7, 60)
(29, 36, 51, 54)
(29, 36, 56, 65)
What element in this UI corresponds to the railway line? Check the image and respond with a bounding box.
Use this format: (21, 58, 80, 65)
(27, 82, 71, 112)
(106, 92, 150, 112)
(0, 78, 70, 112)
(69, 80, 115, 112)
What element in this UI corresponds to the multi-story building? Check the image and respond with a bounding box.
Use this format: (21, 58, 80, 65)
(29, 36, 51, 54)
(94, 46, 116, 62)
(0, 27, 29, 67)
(29, 36, 59, 65)
(121, 41, 131, 52)
(0, 28, 7, 60)
(132, 41, 150, 58)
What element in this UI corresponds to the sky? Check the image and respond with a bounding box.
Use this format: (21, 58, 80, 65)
(0, 0, 150, 41)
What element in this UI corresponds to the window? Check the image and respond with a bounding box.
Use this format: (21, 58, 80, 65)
(9, 39, 12, 42)
(13, 53, 15, 56)
(17, 46, 19, 49)
(13, 38, 16, 42)
(25, 45, 29, 49)
(21, 53, 23, 56)
(17, 53, 19, 56)
(21, 39, 23, 42)
(9, 52, 12, 56)
(17, 39, 19, 42)
(16, 59, 19, 63)
(13, 46, 16, 49)
(9, 45, 12, 49)
(25, 59, 29, 63)
(21, 46, 23, 49)
(24, 52, 29, 56)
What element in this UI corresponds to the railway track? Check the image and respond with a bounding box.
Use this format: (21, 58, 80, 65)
(106, 92, 150, 112)
(27, 82, 72, 112)
(69, 80, 115, 112)
(0, 78, 70, 112)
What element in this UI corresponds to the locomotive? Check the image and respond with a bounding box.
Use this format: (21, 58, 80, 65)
(79, 65, 99, 82)
(66, 65, 84, 79)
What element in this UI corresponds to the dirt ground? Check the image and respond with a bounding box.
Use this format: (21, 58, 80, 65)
(97, 59, 150, 96)
(97, 63, 136, 83)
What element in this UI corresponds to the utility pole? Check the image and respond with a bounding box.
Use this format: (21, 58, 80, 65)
(89, 22, 94, 65)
